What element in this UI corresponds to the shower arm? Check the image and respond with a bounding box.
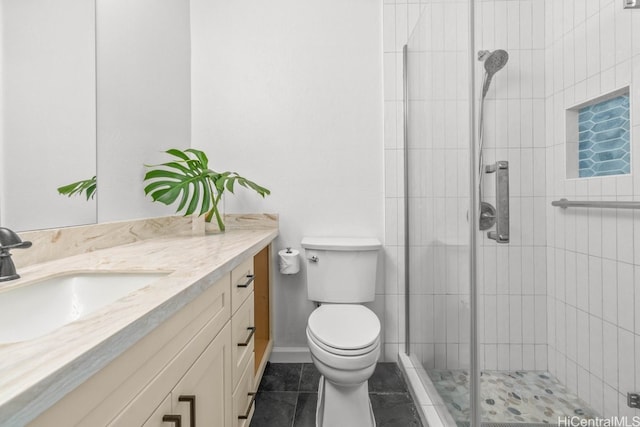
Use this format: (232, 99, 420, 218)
(477, 73, 487, 202)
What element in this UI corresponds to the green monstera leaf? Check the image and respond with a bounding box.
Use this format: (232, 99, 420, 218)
(143, 148, 270, 231)
(57, 176, 97, 200)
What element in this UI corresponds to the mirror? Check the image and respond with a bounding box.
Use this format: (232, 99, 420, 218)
(95, 0, 190, 224)
(0, 0, 191, 231)
(0, 0, 97, 232)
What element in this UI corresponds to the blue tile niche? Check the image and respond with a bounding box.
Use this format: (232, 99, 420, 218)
(578, 94, 630, 177)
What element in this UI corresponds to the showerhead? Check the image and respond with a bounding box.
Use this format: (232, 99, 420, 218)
(484, 49, 509, 74)
(480, 49, 509, 98)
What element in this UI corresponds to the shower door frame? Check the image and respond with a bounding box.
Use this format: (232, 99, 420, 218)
(468, 0, 482, 427)
(467, 0, 480, 425)
(402, 0, 481, 425)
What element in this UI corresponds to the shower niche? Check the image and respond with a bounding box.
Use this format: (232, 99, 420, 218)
(566, 87, 631, 178)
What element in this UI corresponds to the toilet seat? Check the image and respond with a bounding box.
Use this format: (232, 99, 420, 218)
(308, 328, 380, 357)
(307, 304, 380, 356)
(307, 327, 381, 372)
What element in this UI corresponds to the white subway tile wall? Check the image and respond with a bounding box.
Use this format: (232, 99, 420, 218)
(475, 0, 549, 373)
(545, 0, 640, 418)
(385, 0, 640, 419)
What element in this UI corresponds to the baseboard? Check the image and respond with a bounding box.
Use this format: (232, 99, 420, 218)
(269, 346, 312, 363)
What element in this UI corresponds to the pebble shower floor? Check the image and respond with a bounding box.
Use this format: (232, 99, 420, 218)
(428, 370, 599, 425)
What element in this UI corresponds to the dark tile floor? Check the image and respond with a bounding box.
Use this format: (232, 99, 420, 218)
(250, 362, 423, 427)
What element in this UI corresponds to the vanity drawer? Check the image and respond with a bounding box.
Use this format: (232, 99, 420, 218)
(233, 353, 256, 427)
(231, 257, 255, 314)
(232, 292, 255, 388)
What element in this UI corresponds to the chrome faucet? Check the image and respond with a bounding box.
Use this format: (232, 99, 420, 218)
(0, 227, 32, 281)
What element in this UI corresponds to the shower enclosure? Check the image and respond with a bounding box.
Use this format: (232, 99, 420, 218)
(403, 1, 639, 426)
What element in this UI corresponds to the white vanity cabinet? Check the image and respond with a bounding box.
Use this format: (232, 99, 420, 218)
(27, 245, 272, 427)
(109, 324, 233, 427)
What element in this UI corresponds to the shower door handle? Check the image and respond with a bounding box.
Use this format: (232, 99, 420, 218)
(485, 161, 509, 243)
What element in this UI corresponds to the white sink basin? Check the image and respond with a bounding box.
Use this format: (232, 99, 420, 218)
(0, 272, 168, 343)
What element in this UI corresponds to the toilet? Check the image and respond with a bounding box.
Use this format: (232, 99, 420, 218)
(301, 237, 382, 427)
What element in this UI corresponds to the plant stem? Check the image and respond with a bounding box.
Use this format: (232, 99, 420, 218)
(205, 207, 214, 223)
(212, 191, 225, 231)
(203, 179, 225, 231)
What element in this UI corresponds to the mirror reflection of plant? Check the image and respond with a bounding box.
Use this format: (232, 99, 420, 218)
(57, 176, 97, 200)
(143, 148, 270, 231)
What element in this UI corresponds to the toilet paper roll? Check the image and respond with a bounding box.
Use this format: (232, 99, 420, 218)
(278, 249, 300, 275)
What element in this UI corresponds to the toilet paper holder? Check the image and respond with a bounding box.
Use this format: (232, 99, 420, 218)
(279, 247, 301, 275)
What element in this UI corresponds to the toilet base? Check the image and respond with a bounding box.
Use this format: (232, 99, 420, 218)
(316, 375, 376, 427)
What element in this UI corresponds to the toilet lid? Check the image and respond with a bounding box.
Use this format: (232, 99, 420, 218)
(307, 304, 380, 351)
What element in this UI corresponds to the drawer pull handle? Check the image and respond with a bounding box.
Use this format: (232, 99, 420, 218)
(178, 395, 196, 427)
(237, 274, 255, 288)
(238, 392, 257, 420)
(238, 327, 256, 346)
(163, 414, 182, 427)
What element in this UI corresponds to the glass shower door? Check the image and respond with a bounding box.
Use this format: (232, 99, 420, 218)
(405, 3, 474, 425)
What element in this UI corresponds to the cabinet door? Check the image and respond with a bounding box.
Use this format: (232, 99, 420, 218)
(142, 396, 174, 427)
(173, 323, 232, 427)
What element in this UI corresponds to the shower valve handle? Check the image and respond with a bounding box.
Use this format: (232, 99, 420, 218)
(485, 161, 510, 244)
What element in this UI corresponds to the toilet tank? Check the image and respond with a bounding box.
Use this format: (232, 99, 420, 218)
(301, 237, 381, 303)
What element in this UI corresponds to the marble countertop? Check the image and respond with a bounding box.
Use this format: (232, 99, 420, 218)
(0, 227, 278, 426)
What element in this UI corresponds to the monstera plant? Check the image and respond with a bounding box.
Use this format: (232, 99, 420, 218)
(143, 148, 270, 231)
(57, 176, 97, 200)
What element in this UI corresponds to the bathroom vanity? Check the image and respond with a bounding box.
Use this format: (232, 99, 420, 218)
(0, 218, 277, 427)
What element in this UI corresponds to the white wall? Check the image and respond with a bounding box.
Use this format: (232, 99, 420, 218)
(96, 0, 191, 222)
(545, 0, 640, 418)
(191, 0, 384, 354)
(1, 0, 96, 231)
